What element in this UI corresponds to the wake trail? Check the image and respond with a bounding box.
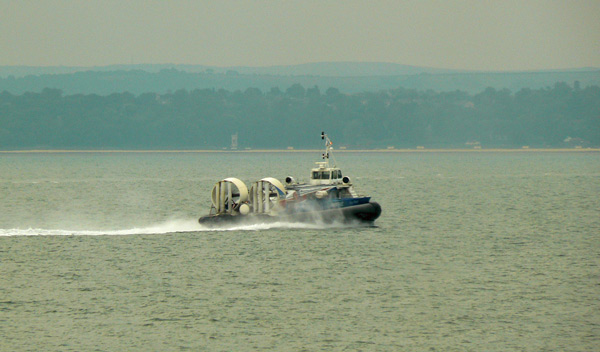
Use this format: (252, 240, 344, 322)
(0, 219, 344, 236)
(0, 219, 201, 237)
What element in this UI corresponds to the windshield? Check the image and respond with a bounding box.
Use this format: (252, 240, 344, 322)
(312, 171, 333, 180)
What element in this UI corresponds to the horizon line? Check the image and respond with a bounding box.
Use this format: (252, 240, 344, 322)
(1, 62, 598, 74)
(2, 148, 598, 154)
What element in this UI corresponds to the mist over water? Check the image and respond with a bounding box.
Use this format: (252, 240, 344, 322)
(1, 152, 599, 351)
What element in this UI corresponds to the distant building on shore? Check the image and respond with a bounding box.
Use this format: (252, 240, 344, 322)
(231, 133, 238, 150)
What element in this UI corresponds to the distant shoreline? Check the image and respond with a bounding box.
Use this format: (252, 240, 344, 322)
(1, 148, 599, 154)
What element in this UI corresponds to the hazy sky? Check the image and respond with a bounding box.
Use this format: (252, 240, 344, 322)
(1, 0, 599, 70)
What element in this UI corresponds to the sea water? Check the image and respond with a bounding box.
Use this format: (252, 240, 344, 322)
(1, 151, 598, 351)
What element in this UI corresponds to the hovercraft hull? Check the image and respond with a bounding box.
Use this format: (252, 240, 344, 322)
(199, 201, 381, 228)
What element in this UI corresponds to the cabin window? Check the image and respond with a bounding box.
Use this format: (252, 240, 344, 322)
(312, 171, 320, 179)
(336, 170, 342, 178)
(318, 171, 329, 179)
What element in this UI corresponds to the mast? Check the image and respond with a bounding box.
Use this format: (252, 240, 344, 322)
(321, 131, 337, 167)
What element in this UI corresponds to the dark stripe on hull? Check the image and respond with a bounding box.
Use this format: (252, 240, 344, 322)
(199, 201, 382, 227)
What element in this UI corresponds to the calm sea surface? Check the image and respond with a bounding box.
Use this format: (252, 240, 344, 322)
(1, 151, 599, 351)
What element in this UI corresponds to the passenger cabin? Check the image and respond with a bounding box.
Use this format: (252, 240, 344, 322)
(310, 162, 343, 185)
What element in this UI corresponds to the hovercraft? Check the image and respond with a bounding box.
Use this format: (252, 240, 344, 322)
(198, 132, 382, 227)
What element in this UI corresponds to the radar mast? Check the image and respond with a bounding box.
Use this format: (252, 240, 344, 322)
(321, 131, 337, 167)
